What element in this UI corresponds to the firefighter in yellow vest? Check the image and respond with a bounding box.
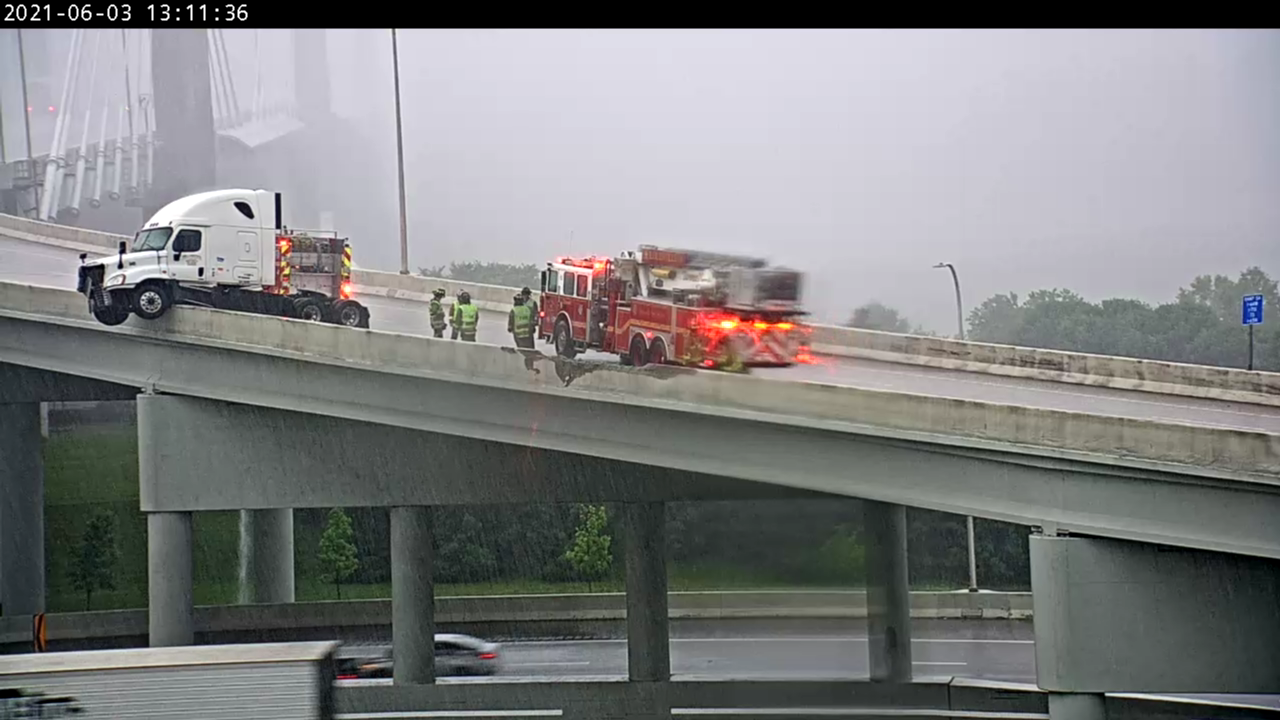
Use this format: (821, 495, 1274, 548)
(452, 291, 479, 342)
(508, 294, 536, 349)
(521, 286, 537, 319)
(428, 288, 448, 338)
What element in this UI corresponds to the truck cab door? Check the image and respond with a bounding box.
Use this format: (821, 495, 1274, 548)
(168, 229, 207, 284)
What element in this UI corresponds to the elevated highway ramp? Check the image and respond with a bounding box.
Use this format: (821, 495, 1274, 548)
(4, 234, 1278, 436)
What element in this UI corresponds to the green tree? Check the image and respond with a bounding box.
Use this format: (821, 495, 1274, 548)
(418, 261, 540, 288)
(564, 504, 612, 591)
(318, 508, 359, 599)
(847, 301, 913, 334)
(966, 266, 1279, 372)
(69, 511, 119, 611)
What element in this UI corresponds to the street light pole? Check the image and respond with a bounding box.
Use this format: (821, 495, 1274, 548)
(933, 262, 978, 593)
(391, 28, 410, 275)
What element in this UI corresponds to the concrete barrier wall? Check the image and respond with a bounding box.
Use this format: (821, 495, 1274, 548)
(0, 591, 1033, 650)
(4, 211, 1277, 406)
(3, 281, 1277, 479)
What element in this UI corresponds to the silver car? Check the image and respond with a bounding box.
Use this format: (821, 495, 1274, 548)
(340, 634, 502, 678)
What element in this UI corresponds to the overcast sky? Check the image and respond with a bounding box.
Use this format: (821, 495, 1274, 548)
(26, 28, 1274, 332)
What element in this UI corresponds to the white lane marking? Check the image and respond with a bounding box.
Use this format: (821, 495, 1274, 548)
(509, 636, 1033, 646)
(507, 661, 592, 667)
(337, 707, 563, 712)
(674, 711, 1047, 718)
(914, 661, 967, 666)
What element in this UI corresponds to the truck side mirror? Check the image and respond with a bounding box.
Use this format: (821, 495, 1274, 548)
(118, 241, 127, 253)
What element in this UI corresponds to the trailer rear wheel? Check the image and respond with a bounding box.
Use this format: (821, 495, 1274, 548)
(131, 282, 172, 320)
(292, 296, 326, 322)
(553, 318, 577, 359)
(332, 299, 369, 328)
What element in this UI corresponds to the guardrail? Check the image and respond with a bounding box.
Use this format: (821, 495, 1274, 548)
(332, 678, 1280, 720)
(4, 211, 1278, 406)
(0, 591, 1031, 652)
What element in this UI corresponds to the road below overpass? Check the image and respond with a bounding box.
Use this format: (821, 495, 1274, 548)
(5, 235, 1280, 435)
(341, 619, 1279, 710)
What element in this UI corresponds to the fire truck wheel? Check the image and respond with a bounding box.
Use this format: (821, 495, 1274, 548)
(553, 319, 577, 359)
(131, 282, 173, 320)
(649, 338, 668, 364)
(629, 334, 649, 366)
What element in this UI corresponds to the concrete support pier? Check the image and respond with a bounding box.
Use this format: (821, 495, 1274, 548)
(1048, 694, 1106, 720)
(864, 500, 912, 682)
(148, 511, 194, 647)
(0, 402, 44, 617)
(622, 502, 670, 682)
(239, 509, 296, 604)
(391, 506, 435, 684)
(1031, 531, 1280, 718)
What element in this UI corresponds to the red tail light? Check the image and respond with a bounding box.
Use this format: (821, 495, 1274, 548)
(478, 652, 497, 660)
(340, 281, 353, 299)
(337, 674, 357, 680)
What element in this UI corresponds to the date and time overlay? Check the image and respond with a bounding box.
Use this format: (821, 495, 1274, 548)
(5, 2, 253, 25)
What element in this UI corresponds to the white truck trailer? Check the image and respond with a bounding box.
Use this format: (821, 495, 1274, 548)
(76, 188, 370, 328)
(0, 641, 338, 718)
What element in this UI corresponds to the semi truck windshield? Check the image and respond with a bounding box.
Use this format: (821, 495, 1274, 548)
(133, 227, 173, 252)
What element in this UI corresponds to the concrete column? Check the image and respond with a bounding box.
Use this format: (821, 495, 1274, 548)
(239, 509, 296, 604)
(391, 506, 435, 684)
(0, 403, 44, 617)
(864, 500, 912, 682)
(622, 502, 670, 683)
(1048, 693, 1107, 720)
(148, 511, 194, 647)
(147, 29, 215, 214)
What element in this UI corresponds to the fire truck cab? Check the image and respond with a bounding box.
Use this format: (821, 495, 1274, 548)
(537, 245, 809, 369)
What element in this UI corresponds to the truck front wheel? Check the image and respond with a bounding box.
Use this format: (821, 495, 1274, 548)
(131, 282, 172, 320)
(90, 300, 130, 326)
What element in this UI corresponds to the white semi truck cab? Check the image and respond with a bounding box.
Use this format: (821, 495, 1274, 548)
(76, 188, 370, 328)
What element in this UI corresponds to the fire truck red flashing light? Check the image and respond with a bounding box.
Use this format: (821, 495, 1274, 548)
(536, 244, 810, 370)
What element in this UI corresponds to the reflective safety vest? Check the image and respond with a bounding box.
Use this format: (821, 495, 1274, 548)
(510, 305, 534, 338)
(429, 299, 447, 329)
(456, 303, 479, 334)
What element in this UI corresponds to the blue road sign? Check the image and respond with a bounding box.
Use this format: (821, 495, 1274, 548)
(1243, 294, 1264, 325)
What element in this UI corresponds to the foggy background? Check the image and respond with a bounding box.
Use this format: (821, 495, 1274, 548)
(328, 28, 1280, 331)
(7, 29, 1279, 332)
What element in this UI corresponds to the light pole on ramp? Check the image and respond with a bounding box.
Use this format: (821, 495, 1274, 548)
(933, 261, 979, 593)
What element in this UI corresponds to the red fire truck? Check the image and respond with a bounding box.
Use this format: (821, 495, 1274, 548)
(536, 245, 810, 369)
